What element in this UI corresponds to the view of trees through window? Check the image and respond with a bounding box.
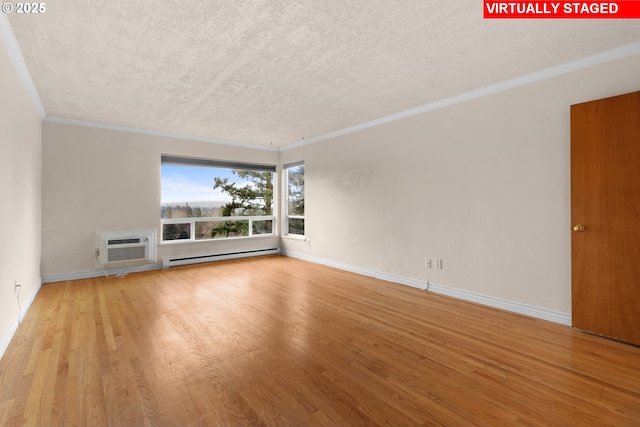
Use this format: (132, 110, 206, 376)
(161, 163, 276, 241)
(286, 164, 305, 236)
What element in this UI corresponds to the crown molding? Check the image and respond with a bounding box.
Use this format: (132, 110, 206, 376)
(0, 14, 45, 118)
(44, 116, 281, 152)
(281, 40, 640, 151)
(4, 11, 639, 154)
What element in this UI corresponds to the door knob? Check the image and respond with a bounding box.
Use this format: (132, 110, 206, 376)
(573, 224, 586, 232)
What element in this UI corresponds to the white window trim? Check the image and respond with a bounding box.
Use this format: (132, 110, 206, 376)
(161, 155, 278, 243)
(283, 162, 305, 237)
(160, 215, 276, 243)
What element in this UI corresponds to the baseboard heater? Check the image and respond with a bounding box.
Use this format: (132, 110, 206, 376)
(162, 247, 281, 268)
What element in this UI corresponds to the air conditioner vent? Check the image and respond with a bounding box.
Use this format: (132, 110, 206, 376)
(108, 237, 143, 245)
(96, 229, 157, 267)
(108, 246, 147, 263)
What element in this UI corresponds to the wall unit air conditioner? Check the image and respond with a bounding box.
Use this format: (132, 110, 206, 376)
(96, 229, 157, 267)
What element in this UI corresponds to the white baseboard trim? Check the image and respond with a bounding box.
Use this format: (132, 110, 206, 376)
(0, 276, 42, 361)
(42, 262, 163, 283)
(426, 282, 571, 326)
(282, 251, 571, 326)
(43, 248, 283, 283)
(162, 247, 281, 268)
(283, 250, 428, 290)
(38, 253, 572, 327)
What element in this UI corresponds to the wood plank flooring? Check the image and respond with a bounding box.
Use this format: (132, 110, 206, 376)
(1, 255, 640, 426)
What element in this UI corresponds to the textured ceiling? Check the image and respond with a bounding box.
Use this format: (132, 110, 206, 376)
(7, 1, 640, 147)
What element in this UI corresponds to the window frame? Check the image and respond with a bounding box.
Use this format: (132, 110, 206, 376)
(283, 161, 305, 238)
(160, 155, 277, 244)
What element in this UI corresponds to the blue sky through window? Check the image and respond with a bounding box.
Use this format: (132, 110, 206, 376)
(161, 165, 239, 207)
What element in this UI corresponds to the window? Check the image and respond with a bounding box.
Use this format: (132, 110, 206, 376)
(161, 155, 276, 242)
(284, 162, 305, 236)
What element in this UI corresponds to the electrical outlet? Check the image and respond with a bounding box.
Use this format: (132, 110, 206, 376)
(425, 258, 432, 268)
(435, 259, 443, 269)
(14, 281, 21, 293)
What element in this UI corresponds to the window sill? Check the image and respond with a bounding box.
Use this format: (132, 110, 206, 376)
(282, 234, 306, 241)
(159, 234, 277, 245)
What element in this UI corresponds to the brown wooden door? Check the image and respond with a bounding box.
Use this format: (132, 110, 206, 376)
(571, 91, 640, 345)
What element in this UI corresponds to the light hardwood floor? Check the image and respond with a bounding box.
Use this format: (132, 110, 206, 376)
(1, 256, 639, 426)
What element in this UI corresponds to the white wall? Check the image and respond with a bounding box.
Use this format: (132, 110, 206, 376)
(38, 50, 640, 321)
(281, 52, 640, 317)
(41, 122, 280, 278)
(0, 38, 42, 358)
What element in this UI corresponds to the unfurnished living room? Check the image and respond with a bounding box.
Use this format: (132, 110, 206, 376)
(2, 2, 640, 426)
